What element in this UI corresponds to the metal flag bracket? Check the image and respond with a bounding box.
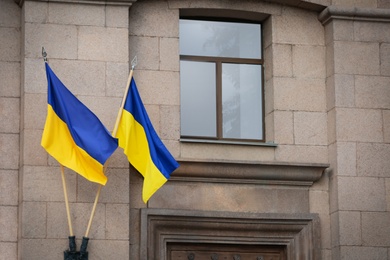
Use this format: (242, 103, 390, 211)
(42, 47, 47, 62)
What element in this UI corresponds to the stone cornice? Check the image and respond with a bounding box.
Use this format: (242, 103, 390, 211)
(319, 5, 390, 25)
(173, 159, 329, 187)
(15, 0, 137, 7)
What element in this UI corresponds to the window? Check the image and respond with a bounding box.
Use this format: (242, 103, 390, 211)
(179, 18, 264, 143)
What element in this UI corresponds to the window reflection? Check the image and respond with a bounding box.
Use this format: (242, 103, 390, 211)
(222, 64, 262, 139)
(180, 20, 261, 59)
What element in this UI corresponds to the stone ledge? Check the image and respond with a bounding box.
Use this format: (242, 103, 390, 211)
(15, 0, 136, 7)
(173, 159, 329, 187)
(319, 5, 390, 25)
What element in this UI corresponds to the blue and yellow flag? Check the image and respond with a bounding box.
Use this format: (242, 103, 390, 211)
(41, 63, 118, 185)
(115, 78, 179, 203)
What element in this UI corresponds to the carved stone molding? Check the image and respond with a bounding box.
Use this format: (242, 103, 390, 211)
(319, 5, 390, 24)
(14, 0, 137, 7)
(140, 208, 321, 260)
(173, 159, 329, 187)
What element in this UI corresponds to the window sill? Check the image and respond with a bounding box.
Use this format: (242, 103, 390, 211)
(180, 138, 278, 147)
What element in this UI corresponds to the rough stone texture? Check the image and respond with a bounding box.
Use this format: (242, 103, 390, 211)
(271, 44, 293, 77)
(106, 6, 129, 28)
(332, 0, 378, 8)
(336, 142, 356, 176)
(160, 105, 180, 140)
(324, 20, 354, 44)
(326, 74, 355, 110)
(48, 3, 105, 26)
(0, 133, 19, 169)
(22, 129, 48, 166)
(380, 43, 390, 76)
(106, 204, 130, 239)
(384, 110, 390, 143)
(0, 97, 19, 133)
(78, 26, 129, 62)
(46, 202, 105, 239)
(275, 144, 328, 164)
(150, 182, 310, 214)
(105, 62, 129, 97)
(0, 206, 17, 242)
(0, 170, 18, 205)
(0, 61, 20, 97)
(272, 6, 324, 45)
(355, 75, 390, 109)
(160, 37, 180, 71)
(338, 176, 386, 211)
(129, 0, 179, 37)
(23, 166, 77, 202)
(180, 142, 276, 162)
(24, 23, 78, 60)
(0, 242, 17, 260)
(292, 45, 326, 79)
(22, 202, 46, 238)
(338, 211, 361, 245)
(0, 27, 20, 61)
(336, 108, 383, 142)
(354, 21, 390, 43)
(22, 93, 46, 130)
(333, 41, 380, 75)
(47, 60, 107, 96)
(21, 239, 69, 260)
(133, 70, 180, 106)
(0, 0, 21, 26)
(309, 190, 331, 249)
(23, 1, 49, 23)
(386, 178, 390, 211)
(273, 77, 326, 112)
(129, 36, 159, 70)
(77, 168, 129, 204)
(362, 212, 390, 246)
(357, 143, 390, 177)
(2, 0, 389, 259)
(339, 246, 388, 260)
(273, 110, 294, 144)
(294, 112, 328, 145)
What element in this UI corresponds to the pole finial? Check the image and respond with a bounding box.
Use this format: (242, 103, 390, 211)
(131, 56, 137, 70)
(42, 47, 47, 62)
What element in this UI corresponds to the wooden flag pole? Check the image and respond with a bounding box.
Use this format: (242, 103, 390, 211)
(61, 165, 74, 237)
(84, 185, 101, 237)
(42, 48, 74, 238)
(112, 65, 135, 136)
(84, 57, 137, 238)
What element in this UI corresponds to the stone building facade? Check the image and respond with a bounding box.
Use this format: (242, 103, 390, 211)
(0, 0, 389, 259)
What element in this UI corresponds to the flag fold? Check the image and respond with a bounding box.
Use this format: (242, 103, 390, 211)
(115, 78, 179, 203)
(41, 63, 118, 185)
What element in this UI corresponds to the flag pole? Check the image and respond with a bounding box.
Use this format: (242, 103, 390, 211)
(83, 56, 137, 239)
(42, 47, 77, 255)
(112, 56, 137, 136)
(42, 47, 74, 237)
(61, 165, 74, 237)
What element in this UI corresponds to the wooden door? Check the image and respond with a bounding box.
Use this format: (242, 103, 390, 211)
(168, 243, 286, 260)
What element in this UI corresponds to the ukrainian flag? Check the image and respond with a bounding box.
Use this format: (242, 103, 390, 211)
(41, 63, 118, 185)
(115, 78, 179, 203)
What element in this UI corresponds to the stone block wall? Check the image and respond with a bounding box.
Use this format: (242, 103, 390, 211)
(18, 1, 133, 259)
(319, 7, 390, 259)
(2, 0, 390, 259)
(128, 1, 331, 259)
(0, 0, 21, 259)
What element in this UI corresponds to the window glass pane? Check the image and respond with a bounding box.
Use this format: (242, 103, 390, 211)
(180, 19, 261, 59)
(180, 60, 216, 137)
(222, 63, 263, 140)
